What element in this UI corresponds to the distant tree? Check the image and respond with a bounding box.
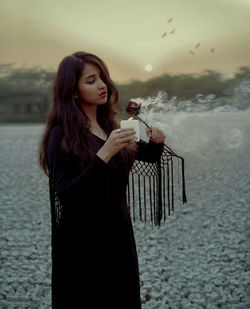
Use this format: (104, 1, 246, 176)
(234, 66, 250, 79)
(0, 65, 55, 122)
(0, 64, 249, 122)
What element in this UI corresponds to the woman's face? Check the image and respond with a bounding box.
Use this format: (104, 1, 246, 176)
(76, 63, 108, 106)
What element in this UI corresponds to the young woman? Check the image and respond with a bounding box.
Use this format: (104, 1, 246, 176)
(39, 51, 166, 309)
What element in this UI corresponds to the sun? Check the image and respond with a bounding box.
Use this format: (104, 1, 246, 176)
(144, 64, 153, 72)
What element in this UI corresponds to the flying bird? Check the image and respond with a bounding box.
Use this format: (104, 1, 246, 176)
(195, 43, 200, 48)
(161, 32, 167, 38)
(170, 29, 176, 34)
(168, 18, 173, 23)
(189, 51, 194, 55)
(211, 48, 215, 53)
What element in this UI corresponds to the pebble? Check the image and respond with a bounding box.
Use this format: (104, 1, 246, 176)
(0, 124, 250, 309)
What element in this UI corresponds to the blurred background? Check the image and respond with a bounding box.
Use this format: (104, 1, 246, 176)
(0, 0, 250, 308)
(0, 0, 250, 121)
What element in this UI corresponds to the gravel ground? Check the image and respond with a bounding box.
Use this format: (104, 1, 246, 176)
(0, 124, 249, 309)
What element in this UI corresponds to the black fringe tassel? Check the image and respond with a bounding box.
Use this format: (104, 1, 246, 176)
(127, 144, 188, 226)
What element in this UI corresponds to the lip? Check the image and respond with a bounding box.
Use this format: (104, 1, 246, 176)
(99, 91, 107, 97)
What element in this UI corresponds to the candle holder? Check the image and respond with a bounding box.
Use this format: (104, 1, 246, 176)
(126, 101, 185, 161)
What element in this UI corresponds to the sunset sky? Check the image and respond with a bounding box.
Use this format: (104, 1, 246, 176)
(1, 0, 250, 83)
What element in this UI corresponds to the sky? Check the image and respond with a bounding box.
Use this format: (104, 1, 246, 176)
(1, 0, 250, 83)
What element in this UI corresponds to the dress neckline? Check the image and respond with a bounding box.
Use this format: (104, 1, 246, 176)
(89, 131, 107, 142)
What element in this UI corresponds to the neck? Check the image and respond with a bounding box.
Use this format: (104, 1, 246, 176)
(80, 103, 98, 125)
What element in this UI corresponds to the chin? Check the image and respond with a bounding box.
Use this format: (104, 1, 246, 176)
(98, 98, 108, 104)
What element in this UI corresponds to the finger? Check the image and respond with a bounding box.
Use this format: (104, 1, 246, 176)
(119, 134, 137, 143)
(155, 133, 166, 143)
(112, 129, 136, 140)
(120, 128, 136, 133)
(151, 136, 159, 143)
(128, 139, 137, 144)
(156, 132, 165, 142)
(156, 130, 162, 141)
(112, 128, 134, 136)
(118, 131, 136, 140)
(154, 128, 164, 140)
(118, 134, 136, 144)
(146, 130, 151, 138)
(150, 127, 158, 139)
(119, 130, 136, 138)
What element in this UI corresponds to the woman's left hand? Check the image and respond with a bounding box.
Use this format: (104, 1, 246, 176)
(146, 126, 166, 144)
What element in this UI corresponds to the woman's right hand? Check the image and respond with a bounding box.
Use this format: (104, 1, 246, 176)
(97, 128, 137, 163)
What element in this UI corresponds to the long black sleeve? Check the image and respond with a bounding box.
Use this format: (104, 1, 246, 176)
(47, 126, 111, 202)
(135, 139, 164, 163)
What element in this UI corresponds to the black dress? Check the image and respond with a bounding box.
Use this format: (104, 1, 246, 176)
(47, 125, 164, 309)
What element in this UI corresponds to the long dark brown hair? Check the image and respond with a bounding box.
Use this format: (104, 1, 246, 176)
(39, 51, 137, 177)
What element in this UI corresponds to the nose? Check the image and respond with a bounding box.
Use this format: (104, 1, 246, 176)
(97, 78, 106, 89)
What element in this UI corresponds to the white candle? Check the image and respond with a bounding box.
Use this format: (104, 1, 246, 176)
(120, 119, 140, 142)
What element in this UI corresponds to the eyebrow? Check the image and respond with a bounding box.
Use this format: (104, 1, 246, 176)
(85, 74, 96, 80)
